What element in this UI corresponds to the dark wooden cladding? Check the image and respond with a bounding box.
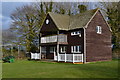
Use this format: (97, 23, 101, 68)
(86, 11, 112, 62)
(40, 14, 58, 33)
(66, 29, 84, 54)
(40, 10, 112, 62)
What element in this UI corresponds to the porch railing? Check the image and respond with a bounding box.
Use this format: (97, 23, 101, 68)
(41, 34, 67, 43)
(58, 53, 83, 63)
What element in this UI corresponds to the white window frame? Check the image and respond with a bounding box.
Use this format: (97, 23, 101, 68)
(60, 46, 66, 53)
(71, 45, 81, 53)
(96, 26, 102, 34)
(71, 31, 81, 36)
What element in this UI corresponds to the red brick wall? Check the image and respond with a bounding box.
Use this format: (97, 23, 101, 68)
(86, 11, 112, 62)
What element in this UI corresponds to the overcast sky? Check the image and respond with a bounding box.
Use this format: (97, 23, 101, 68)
(2, 2, 31, 30)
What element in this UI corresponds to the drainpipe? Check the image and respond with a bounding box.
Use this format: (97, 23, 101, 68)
(83, 28, 86, 63)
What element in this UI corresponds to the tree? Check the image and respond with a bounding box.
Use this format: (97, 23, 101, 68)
(10, 5, 39, 52)
(2, 29, 16, 45)
(100, 2, 120, 49)
(10, 2, 54, 53)
(78, 4, 87, 13)
(68, 9, 71, 16)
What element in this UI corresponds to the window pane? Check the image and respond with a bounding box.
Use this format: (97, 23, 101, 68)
(96, 26, 99, 33)
(50, 47, 54, 52)
(61, 46, 66, 53)
(74, 46, 75, 52)
(41, 47, 46, 53)
(75, 31, 77, 34)
(78, 31, 80, 34)
(76, 46, 78, 52)
(96, 26, 102, 34)
(77, 46, 80, 52)
(99, 27, 102, 33)
(79, 46, 81, 51)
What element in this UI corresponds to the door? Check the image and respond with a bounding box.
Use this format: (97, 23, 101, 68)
(41, 46, 46, 59)
(46, 46, 56, 59)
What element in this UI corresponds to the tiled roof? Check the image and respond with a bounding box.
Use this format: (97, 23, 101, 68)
(48, 8, 99, 30)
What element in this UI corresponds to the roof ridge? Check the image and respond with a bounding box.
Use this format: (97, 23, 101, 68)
(48, 12, 70, 16)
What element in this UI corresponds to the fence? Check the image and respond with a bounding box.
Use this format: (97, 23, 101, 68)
(31, 53, 41, 59)
(58, 53, 83, 63)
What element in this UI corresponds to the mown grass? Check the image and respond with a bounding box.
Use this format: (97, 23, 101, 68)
(2, 59, 118, 78)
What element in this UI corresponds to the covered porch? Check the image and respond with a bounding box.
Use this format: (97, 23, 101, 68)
(31, 43, 84, 63)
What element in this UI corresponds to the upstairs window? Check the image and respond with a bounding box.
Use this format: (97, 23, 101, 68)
(71, 45, 81, 53)
(71, 31, 81, 36)
(46, 19, 49, 24)
(96, 26, 102, 34)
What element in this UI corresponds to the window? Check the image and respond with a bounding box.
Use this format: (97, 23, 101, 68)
(46, 19, 49, 24)
(50, 47, 55, 53)
(60, 46, 66, 53)
(71, 45, 81, 53)
(71, 31, 81, 36)
(41, 47, 46, 53)
(96, 26, 102, 34)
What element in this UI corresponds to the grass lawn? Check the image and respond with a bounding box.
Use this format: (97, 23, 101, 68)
(2, 59, 118, 78)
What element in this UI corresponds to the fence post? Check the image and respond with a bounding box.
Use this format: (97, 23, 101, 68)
(82, 54, 83, 62)
(54, 51, 55, 60)
(31, 53, 32, 59)
(65, 53, 66, 62)
(40, 46, 41, 59)
(73, 53, 74, 63)
(58, 53, 59, 61)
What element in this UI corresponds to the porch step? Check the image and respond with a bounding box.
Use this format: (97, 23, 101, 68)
(58, 61, 84, 64)
(73, 62, 84, 64)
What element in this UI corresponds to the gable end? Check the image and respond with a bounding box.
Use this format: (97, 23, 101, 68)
(85, 9, 112, 32)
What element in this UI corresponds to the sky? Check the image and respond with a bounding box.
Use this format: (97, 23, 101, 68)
(1, 2, 31, 30)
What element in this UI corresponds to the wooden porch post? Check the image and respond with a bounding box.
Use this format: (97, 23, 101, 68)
(40, 46, 41, 59)
(54, 50, 55, 60)
(65, 53, 66, 62)
(57, 44, 59, 61)
(39, 33, 42, 59)
(73, 53, 74, 63)
(57, 31, 59, 62)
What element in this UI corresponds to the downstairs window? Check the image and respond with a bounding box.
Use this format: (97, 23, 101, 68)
(71, 45, 81, 53)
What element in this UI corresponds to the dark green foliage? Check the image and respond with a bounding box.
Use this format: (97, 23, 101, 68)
(106, 3, 120, 49)
(78, 5, 87, 13)
(68, 9, 71, 16)
(100, 2, 120, 58)
(30, 44, 39, 53)
(40, 2, 44, 14)
(49, 1, 53, 12)
(60, 7, 65, 14)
